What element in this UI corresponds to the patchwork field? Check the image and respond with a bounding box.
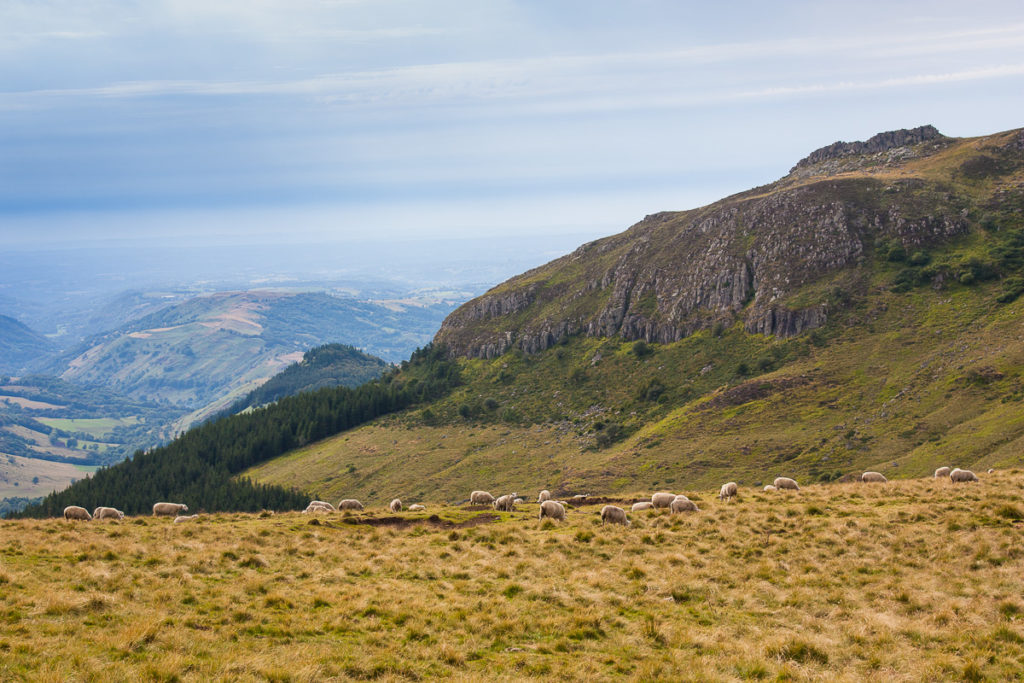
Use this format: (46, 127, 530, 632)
(1, 472, 1023, 681)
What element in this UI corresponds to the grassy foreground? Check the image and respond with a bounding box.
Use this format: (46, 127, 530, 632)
(2, 474, 1024, 681)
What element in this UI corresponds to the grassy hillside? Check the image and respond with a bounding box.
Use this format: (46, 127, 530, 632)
(247, 274, 1024, 503)
(247, 127, 1024, 503)
(2, 473, 1022, 680)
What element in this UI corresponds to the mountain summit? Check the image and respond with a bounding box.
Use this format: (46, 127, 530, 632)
(436, 126, 1023, 358)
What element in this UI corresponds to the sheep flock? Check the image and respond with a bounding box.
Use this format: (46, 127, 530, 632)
(54, 464, 991, 526)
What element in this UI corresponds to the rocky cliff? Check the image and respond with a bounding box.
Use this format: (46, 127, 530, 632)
(436, 126, 1023, 359)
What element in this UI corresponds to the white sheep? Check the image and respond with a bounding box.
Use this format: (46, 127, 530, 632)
(152, 502, 188, 517)
(389, 499, 402, 512)
(569, 494, 589, 504)
(173, 514, 199, 523)
(631, 501, 654, 512)
(303, 503, 332, 514)
(408, 504, 426, 511)
(773, 477, 799, 491)
(718, 482, 738, 501)
(950, 468, 980, 483)
(338, 499, 365, 510)
(63, 505, 91, 521)
(493, 494, 517, 512)
(470, 490, 495, 505)
(537, 489, 552, 503)
(987, 468, 995, 474)
(600, 505, 630, 526)
(92, 506, 124, 520)
(307, 500, 335, 511)
(670, 495, 699, 513)
(538, 500, 566, 522)
(861, 471, 887, 483)
(933, 466, 951, 478)
(763, 484, 778, 492)
(651, 492, 677, 508)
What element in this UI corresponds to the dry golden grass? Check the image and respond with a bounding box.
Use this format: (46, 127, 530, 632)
(2, 473, 1024, 681)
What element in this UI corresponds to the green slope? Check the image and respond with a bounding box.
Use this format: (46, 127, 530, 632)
(244, 126, 1024, 503)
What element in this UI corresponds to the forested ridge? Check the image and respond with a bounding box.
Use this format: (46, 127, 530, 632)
(229, 343, 389, 414)
(11, 345, 459, 518)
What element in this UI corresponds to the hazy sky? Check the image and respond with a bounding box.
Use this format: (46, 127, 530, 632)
(1, 0, 1022, 248)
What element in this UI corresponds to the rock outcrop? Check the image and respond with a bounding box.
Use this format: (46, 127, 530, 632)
(792, 125, 946, 171)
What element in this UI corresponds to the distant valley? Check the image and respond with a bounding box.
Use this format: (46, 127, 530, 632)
(0, 234, 598, 508)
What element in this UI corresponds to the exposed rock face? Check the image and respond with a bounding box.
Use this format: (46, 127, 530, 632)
(434, 127, 1012, 360)
(792, 125, 946, 170)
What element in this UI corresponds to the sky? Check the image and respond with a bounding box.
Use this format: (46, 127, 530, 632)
(1, 0, 1023, 250)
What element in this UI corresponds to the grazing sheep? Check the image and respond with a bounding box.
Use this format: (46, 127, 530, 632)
(773, 477, 799, 491)
(408, 504, 426, 511)
(718, 482, 739, 501)
(763, 485, 778, 492)
(470, 490, 495, 505)
(950, 468, 980, 483)
(92, 506, 124, 520)
(537, 489, 552, 503)
(670, 495, 699, 513)
(338, 499, 364, 510)
(934, 466, 951, 478)
(987, 468, 995, 474)
(861, 471, 887, 483)
(308, 500, 336, 511)
(539, 500, 566, 522)
(63, 505, 91, 521)
(601, 505, 630, 526)
(651, 492, 677, 508)
(303, 503, 332, 514)
(631, 501, 655, 512)
(173, 514, 199, 523)
(389, 499, 402, 512)
(513, 497, 524, 504)
(569, 494, 589, 503)
(494, 494, 518, 512)
(152, 502, 188, 517)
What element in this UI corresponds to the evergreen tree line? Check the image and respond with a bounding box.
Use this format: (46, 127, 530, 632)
(10, 345, 459, 519)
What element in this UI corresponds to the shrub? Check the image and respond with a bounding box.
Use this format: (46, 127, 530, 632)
(886, 243, 907, 262)
(633, 340, 653, 358)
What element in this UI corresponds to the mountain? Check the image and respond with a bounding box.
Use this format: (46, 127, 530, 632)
(243, 125, 1024, 503)
(20, 125, 1024, 513)
(435, 125, 1016, 356)
(48, 290, 454, 427)
(0, 314, 55, 374)
(230, 343, 390, 413)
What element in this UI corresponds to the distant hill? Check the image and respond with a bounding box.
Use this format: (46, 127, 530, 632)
(0, 314, 55, 374)
(47, 290, 455, 428)
(231, 343, 389, 413)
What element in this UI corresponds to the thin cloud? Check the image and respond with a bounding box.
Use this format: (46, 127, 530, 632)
(2, 20, 1022, 110)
